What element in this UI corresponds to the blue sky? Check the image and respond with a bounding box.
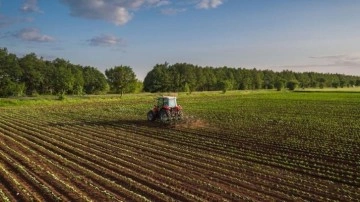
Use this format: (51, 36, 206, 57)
(1, 0, 360, 80)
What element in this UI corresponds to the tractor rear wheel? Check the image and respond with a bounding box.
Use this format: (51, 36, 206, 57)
(147, 110, 155, 121)
(177, 110, 183, 120)
(159, 110, 170, 123)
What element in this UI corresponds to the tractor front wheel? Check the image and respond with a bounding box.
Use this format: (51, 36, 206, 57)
(159, 110, 170, 123)
(147, 110, 155, 121)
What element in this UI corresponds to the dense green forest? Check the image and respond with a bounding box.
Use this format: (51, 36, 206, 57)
(143, 63, 360, 93)
(1, 48, 360, 97)
(0, 48, 141, 97)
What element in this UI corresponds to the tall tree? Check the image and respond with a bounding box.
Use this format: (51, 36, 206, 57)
(203, 67, 217, 91)
(69, 64, 84, 95)
(252, 69, 263, 89)
(52, 58, 75, 95)
(274, 78, 286, 91)
(237, 69, 252, 90)
(83, 66, 109, 94)
(143, 63, 170, 92)
(105, 65, 137, 96)
(295, 72, 310, 88)
(317, 77, 326, 89)
(0, 48, 24, 96)
(263, 70, 276, 89)
(19, 53, 46, 96)
(194, 67, 207, 91)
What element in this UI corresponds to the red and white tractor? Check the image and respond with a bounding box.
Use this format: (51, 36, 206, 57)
(147, 96, 183, 123)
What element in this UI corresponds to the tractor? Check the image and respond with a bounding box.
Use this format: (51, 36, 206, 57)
(147, 96, 183, 123)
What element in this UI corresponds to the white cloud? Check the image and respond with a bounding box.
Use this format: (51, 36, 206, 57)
(309, 55, 347, 60)
(129, 0, 170, 8)
(152, 0, 171, 7)
(309, 53, 360, 67)
(60, 0, 170, 26)
(268, 53, 360, 75)
(14, 28, 55, 42)
(60, 0, 132, 26)
(20, 0, 41, 13)
(88, 34, 125, 47)
(161, 8, 187, 15)
(0, 14, 33, 28)
(196, 0, 224, 9)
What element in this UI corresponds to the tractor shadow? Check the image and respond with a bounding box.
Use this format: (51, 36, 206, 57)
(49, 118, 182, 129)
(98, 118, 209, 131)
(48, 114, 208, 131)
(112, 119, 179, 129)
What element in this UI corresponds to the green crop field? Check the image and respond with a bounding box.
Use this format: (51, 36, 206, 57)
(0, 90, 359, 201)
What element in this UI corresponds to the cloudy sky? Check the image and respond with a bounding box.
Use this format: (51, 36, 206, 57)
(1, 0, 360, 79)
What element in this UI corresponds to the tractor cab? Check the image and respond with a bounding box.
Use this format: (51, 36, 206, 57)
(157, 96, 177, 109)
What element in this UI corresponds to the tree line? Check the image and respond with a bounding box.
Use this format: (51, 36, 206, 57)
(143, 63, 360, 93)
(0, 48, 141, 97)
(1, 47, 360, 97)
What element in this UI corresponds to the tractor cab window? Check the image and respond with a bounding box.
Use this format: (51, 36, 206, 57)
(168, 98, 176, 108)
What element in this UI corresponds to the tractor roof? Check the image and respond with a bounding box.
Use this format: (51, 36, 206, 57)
(158, 96, 176, 99)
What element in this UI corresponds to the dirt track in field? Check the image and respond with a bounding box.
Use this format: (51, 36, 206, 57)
(0, 106, 359, 201)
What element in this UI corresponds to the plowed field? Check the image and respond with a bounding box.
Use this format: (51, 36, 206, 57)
(0, 91, 359, 201)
